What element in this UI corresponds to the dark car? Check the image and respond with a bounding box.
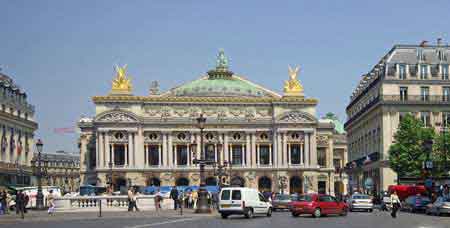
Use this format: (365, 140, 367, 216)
(272, 194, 292, 211)
(289, 194, 348, 218)
(402, 195, 431, 213)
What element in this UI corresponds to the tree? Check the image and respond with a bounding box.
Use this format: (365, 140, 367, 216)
(389, 114, 435, 178)
(432, 131, 450, 177)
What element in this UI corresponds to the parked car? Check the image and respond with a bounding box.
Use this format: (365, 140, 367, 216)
(402, 195, 431, 213)
(218, 187, 272, 219)
(347, 194, 373, 212)
(272, 194, 292, 211)
(425, 197, 450, 216)
(289, 194, 348, 218)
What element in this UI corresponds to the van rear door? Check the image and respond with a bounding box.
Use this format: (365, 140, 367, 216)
(220, 189, 242, 211)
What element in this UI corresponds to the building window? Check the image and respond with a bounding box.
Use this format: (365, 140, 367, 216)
(333, 158, 341, 169)
(176, 145, 188, 166)
(205, 144, 215, 161)
(231, 145, 242, 165)
(399, 64, 406, 79)
(421, 87, 430, 101)
(232, 133, 241, 140)
(177, 133, 186, 141)
(443, 87, 450, 102)
(443, 112, 450, 127)
(290, 144, 302, 164)
(443, 64, 449, 80)
(420, 65, 428, 79)
(317, 148, 327, 167)
(400, 87, 408, 101)
(259, 145, 270, 165)
(113, 144, 126, 166)
(420, 112, 431, 127)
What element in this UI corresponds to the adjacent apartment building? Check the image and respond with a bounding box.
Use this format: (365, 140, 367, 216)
(0, 72, 38, 187)
(345, 41, 450, 193)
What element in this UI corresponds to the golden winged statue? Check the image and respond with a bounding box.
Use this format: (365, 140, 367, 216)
(283, 65, 304, 96)
(111, 64, 132, 94)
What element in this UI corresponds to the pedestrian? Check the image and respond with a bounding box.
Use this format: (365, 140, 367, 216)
(132, 189, 139, 211)
(23, 193, 29, 213)
(0, 190, 7, 215)
(15, 191, 24, 219)
(390, 191, 400, 218)
(192, 190, 198, 209)
(127, 187, 134, 212)
(154, 191, 161, 212)
(212, 192, 219, 210)
(169, 186, 179, 210)
(47, 190, 55, 215)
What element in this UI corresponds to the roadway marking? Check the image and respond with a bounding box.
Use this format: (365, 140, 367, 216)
(124, 218, 199, 228)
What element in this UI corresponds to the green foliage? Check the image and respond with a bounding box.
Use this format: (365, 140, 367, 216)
(432, 131, 450, 176)
(388, 114, 435, 177)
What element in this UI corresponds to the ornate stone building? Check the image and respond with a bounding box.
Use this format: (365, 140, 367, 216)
(0, 72, 37, 187)
(31, 150, 80, 193)
(79, 50, 347, 195)
(345, 41, 450, 193)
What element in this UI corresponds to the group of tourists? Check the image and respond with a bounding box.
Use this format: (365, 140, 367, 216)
(168, 187, 219, 210)
(0, 189, 55, 218)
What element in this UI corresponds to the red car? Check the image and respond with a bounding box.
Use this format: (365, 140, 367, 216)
(289, 194, 348, 217)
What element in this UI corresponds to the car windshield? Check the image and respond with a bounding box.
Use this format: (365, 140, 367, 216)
(294, 195, 312, 202)
(353, 195, 370, 199)
(275, 194, 290, 200)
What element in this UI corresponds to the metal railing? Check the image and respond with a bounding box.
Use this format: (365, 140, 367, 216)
(381, 95, 450, 104)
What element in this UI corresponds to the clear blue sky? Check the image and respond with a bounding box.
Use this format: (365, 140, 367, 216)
(1, 0, 449, 153)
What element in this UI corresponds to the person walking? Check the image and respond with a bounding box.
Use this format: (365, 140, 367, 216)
(0, 190, 7, 215)
(127, 187, 134, 212)
(169, 186, 179, 210)
(154, 191, 162, 212)
(47, 190, 55, 215)
(15, 191, 24, 219)
(191, 190, 198, 209)
(390, 191, 400, 218)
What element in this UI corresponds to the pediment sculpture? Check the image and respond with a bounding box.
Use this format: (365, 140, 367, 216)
(97, 112, 137, 122)
(278, 111, 316, 123)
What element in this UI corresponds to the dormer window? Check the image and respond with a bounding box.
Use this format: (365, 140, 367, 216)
(398, 64, 406, 79)
(417, 48, 425, 61)
(438, 49, 448, 61)
(420, 65, 428, 79)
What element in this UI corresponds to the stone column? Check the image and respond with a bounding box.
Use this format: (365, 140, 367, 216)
(79, 134, 88, 171)
(124, 142, 129, 166)
(224, 134, 229, 163)
(135, 128, 144, 169)
(277, 132, 282, 167)
(328, 136, 334, 168)
(111, 143, 115, 167)
(105, 132, 110, 168)
(282, 132, 288, 167)
(251, 133, 256, 167)
(310, 131, 318, 167)
(98, 132, 104, 168)
(196, 133, 201, 161)
(300, 141, 304, 165)
(246, 133, 251, 167)
(287, 143, 291, 166)
(96, 132, 100, 167)
(168, 134, 173, 168)
(272, 131, 277, 167)
(305, 133, 310, 167)
(158, 144, 162, 167)
(162, 133, 167, 167)
(129, 132, 134, 167)
(269, 144, 272, 165)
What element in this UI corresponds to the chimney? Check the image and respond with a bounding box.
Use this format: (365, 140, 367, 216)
(437, 38, 443, 46)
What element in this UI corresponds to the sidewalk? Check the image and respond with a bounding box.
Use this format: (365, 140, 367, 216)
(0, 209, 218, 224)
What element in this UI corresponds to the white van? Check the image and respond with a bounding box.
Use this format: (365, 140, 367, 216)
(218, 187, 272, 219)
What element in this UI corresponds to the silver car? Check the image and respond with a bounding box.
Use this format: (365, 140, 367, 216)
(272, 194, 291, 211)
(347, 194, 374, 212)
(426, 197, 450, 216)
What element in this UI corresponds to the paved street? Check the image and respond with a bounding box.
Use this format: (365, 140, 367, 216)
(1, 210, 449, 228)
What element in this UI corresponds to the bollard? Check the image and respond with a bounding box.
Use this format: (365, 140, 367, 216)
(180, 199, 183, 216)
(98, 199, 102, 217)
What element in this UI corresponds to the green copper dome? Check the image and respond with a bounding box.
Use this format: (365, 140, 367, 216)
(169, 76, 276, 97)
(322, 112, 345, 134)
(166, 49, 280, 98)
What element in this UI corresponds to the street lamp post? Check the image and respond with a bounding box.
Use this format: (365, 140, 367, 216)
(35, 139, 44, 210)
(194, 114, 211, 213)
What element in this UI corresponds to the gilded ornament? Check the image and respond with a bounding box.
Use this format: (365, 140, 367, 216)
(111, 65, 132, 94)
(283, 65, 304, 96)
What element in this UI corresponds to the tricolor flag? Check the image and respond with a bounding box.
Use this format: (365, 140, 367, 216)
(17, 139, 22, 155)
(1, 135, 6, 153)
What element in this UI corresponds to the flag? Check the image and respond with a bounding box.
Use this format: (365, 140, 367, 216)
(17, 139, 22, 155)
(54, 127, 76, 134)
(1, 135, 6, 153)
